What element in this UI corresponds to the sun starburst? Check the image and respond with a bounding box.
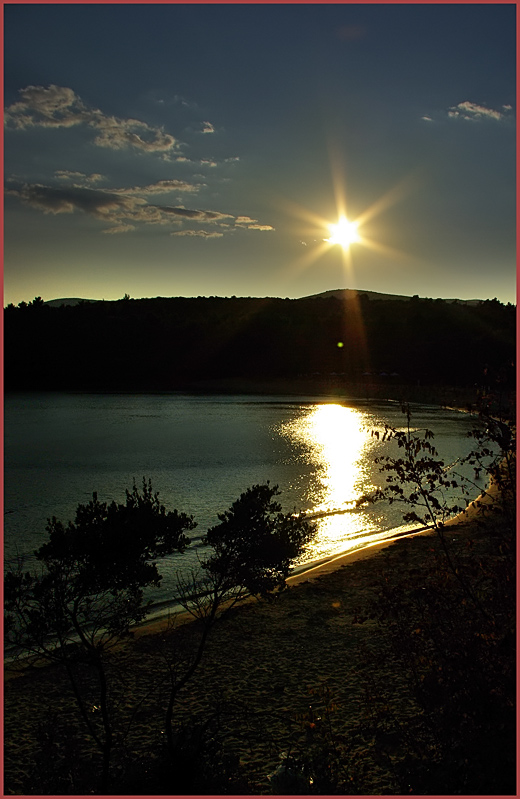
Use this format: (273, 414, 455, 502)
(325, 216, 360, 249)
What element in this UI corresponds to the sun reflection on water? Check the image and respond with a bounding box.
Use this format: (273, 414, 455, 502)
(279, 403, 384, 561)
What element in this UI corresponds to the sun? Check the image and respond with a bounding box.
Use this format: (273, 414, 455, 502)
(325, 216, 360, 249)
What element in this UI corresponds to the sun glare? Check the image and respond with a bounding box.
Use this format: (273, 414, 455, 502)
(326, 216, 360, 249)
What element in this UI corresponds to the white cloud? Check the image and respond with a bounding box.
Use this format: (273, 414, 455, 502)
(115, 179, 201, 195)
(54, 170, 106, 185)
(247, 224, 275, 231)
(5, 84, 178, 153)
(201, 121, 215, 134)
(171, 229, 223, 238)
(448, 101, 511, 122)
(5, 85, 81, 128)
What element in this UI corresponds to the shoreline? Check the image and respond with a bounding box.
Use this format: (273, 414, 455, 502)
(130, 482, 495, 641)
(3, 520, 441, 677)
(5, 481, 496, 669)
(5, 381, 486, 410)
(4, 475, 511, 794)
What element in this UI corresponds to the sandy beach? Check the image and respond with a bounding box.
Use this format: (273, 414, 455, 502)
(4, 479, 511, 795)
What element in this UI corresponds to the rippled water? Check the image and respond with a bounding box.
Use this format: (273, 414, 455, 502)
(4, 392, 486, 607)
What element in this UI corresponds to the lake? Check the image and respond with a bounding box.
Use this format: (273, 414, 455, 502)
(4, 392, 486, 610)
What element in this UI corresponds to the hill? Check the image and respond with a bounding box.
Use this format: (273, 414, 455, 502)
(40, 289, 484, 306)
(43, 298, 99, 307)
(304, 288, 483, 305)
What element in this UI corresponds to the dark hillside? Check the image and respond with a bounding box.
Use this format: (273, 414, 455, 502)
(4, 295, 515, 392)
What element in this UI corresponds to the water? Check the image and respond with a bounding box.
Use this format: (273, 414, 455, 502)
(4, 392, 487, 610)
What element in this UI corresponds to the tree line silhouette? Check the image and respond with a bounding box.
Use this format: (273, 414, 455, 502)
(4, 294, 515, 392)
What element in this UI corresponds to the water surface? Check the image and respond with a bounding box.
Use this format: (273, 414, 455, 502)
(5, 393, 484, 606)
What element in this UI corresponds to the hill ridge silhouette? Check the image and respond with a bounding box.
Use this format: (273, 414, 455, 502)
(42, 288, 484, 307)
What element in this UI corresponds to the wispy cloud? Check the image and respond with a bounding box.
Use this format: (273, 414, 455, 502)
(54, 170, 106, 185)
(171, 229, 223, 238)
(6, 182, 149, 219)
(234, 215, 274, 232)
(155, 205, 233, 222)
(447, 100, 512, 122)
(5, 177, 274, 235)
(5, 85, 274, 236)
(5, 84, 178, 153)
(103, 223, 136, 235)
(113, 179, 201, 196)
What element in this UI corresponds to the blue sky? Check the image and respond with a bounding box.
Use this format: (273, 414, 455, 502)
(4, 3, 516, 305)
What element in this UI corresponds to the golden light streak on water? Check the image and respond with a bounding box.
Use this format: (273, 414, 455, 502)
(280, 403, 386, 561)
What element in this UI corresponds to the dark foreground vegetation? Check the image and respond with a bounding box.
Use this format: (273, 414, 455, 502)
(4, 293, 515, 392)
(5, 482, 315, 792)
(4, 392, 515, 794)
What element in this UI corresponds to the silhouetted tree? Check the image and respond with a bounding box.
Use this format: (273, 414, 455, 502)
(4, 294, 516, 391)
(5, 479, 195, 791)
(162, 483, 316, 760)
(203, 482, 315, 597)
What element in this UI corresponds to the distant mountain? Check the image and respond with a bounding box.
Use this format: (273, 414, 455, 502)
(304, 288, 483, 306)
(44, 298, 99, 307)
(44, 290, 485, 307)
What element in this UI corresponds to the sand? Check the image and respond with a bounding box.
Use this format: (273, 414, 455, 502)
(3, 483, 502, 795)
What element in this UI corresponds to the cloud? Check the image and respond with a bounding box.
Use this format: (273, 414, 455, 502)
(91, 114, 177, 152)
(157, 205, 233, 222)
(5, 85, 82, 128)
(6, 182, 128, 216)
(5, 182, 156, 224)
(5, 84, 178, 153)
(115, 179, 201, 195)
(102, 224, 136, 234)
(6, 175, 272, 235)
(447, 101, 511, 122)
(171, 229, 223, 238)
(5, 85, 276, 237)
(54, 170, 106, 185)
(233, 216, 273, 231)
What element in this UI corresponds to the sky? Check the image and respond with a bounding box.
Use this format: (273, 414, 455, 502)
(3, 2, 517, 306)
